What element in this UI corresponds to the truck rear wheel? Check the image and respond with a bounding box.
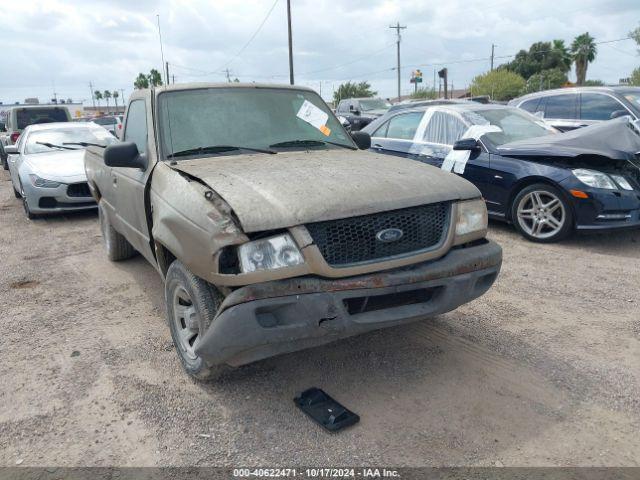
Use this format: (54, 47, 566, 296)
(99, 201, 137, 261)
(165, 260, 226, 381)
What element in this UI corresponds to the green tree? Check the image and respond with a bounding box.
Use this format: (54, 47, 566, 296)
(148, 69, 163, 87)
(500, 40, 572, 79)
(470, 69, 526, 101)
(113, 90, 119, 111)
(583, 79, 605, 86)
(94, 90, 103, 107)
(523, 68, 568, 93)
(571, 32, 597, 86)
(103, 90, 111, 111)
(410, 88, 437, 100)
(134, 73, 149, 89)
(333, 81, 377, 105)
(630, 67, 640, 86)
(630, 23, 640, 54)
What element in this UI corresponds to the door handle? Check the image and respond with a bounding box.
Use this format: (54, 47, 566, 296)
(373, 143, 383, 148)
(112, 175, 118, 187)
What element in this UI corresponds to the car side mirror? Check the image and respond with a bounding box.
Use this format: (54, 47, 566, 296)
(610, 110, 629, 120)
(453, 138, 480, 151)
(4, 145, 18, 155)
(104, 142, 147, 169)
(351, 131, 371, 150)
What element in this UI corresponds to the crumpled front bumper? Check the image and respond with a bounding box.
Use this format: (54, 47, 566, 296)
(195, 240, 502, 367)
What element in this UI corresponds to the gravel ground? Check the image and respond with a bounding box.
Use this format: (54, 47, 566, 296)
(0, 169, 639, 467)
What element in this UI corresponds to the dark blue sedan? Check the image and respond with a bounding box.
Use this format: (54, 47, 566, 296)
(362, 104, 640, 242)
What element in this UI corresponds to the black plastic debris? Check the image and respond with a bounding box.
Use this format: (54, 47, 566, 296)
(294, 388, 359, 432)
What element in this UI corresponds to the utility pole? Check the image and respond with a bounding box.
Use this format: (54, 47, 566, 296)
(172, 75, 175, 84)
(165, 62, 170, 87)
(157, 15, 167, 85)
(287, 0, 294, 85)
(89, 82, 96, 109)
(389, 22, 407, 102)
(490, 43, 496, 71)
(224, 69, 232, 82)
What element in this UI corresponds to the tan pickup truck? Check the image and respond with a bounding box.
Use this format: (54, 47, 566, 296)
(85, 83, 502, 380)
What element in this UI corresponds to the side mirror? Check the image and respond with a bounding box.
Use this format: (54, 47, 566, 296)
(351, 131, 371, 150)
(104, 142, 147, 169)
(4, 145, 18, 155)
(610, 110, 629, 120)
(453, 138, 480, 151)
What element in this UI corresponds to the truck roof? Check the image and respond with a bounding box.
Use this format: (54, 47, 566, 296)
(133, 82, 316, 99)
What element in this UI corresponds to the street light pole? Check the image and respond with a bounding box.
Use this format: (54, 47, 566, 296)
(287, 0, 294, 85)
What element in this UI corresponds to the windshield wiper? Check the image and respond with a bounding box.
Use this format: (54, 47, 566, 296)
(63, 141, 107, 148)
(167, 145, 276, 158)
(269, 139, 356, 150)
(35, 141, 78, 151)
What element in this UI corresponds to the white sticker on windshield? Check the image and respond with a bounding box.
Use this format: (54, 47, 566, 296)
(296, 100, 331, 136)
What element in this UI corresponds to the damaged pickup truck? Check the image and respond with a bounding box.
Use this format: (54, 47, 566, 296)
(85, 83, 502, 380)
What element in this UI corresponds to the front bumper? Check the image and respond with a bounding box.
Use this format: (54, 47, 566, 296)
(195, 240, 502, 366)
(24, 181, 96, 214)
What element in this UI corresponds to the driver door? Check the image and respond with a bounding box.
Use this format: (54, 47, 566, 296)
(109, 96, 156, 263)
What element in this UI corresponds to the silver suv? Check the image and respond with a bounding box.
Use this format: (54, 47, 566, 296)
(509, 87, 640, 132)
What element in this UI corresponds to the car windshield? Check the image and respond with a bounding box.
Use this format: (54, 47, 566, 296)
(359, 99, 391, 111)
(25, 126, 117, 154)
(16, 108, 69, 129)
(158, 88, 353, 159)
(461, 108, 554, 146)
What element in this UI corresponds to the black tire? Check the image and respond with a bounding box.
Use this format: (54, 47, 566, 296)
(13, 185, 21, 198)
(23, 196, 36, 219)
(0, 144, 7, 170)
(511, 183, 573, 243)
(98, 201, 137, 261)
(165, 260, 226, 381)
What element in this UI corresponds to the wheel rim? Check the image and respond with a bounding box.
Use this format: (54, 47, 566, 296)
(171, 286, 200, 361)
(516, 190, 566, 239)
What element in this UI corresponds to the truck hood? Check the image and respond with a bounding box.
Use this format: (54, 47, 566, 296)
(497, 117, 640, 162)
(172, 149, 480, 232)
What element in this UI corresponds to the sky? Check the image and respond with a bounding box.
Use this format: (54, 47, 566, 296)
(1, 0, 638, 106)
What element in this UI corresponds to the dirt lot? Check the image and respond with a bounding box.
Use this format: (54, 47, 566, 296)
(0, 169, 639, 467)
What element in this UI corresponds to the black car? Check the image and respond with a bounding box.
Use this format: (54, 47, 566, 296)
(510, 87, 640, 132)
(362, 104, 640, 242)
(335, 97, 391, 131)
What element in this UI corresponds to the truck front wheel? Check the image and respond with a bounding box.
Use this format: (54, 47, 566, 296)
(165, 260, 226, 381)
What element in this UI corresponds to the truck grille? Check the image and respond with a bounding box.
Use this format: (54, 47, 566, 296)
(67, 182, 91, 198)
(306, 203, 450, 267)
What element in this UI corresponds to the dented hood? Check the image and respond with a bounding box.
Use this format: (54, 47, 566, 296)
(172, 149, 479, 232)
(497, 117, 640, 161)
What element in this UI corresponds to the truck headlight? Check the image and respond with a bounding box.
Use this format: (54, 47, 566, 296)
(572, 169, 617, 190)
(238, 233, 304, 273)
(454, 199, 487, 243)
(29, 174, 61, 188)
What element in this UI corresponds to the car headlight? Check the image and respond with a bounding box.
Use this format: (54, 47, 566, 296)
(454, 199, 488, 243)
(29, 174, 61, 188)
(610, 174, 633, 191)
(572, 169, 617, 190)
(238, 233, 304, 273)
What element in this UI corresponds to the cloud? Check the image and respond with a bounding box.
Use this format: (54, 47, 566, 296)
(0, 0, 637, 105)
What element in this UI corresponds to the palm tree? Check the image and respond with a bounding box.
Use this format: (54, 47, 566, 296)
(94, 90, 103, 108)
(113, 90, 119, 112)
(571, 32, 597, 85)
(103, 90, 112, 112)
(148, 69, 163, 87)
(552, 39, 572, 73)
(134, 73, 149, 89)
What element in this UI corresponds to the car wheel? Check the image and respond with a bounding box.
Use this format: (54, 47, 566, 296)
(99, 201, 136, 261)
(1, 156, 7, 171)
(13, 185, 21, 199)
(165, 260, 226, 381)
(20, 184, 37, 219)
(511, 183, 573, 243)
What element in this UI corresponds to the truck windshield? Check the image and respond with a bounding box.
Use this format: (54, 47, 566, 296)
(158, 87, 354, 159)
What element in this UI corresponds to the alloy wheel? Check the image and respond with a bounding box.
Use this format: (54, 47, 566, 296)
(516, 190, 566, 240)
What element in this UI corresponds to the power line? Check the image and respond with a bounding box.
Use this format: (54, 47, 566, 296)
(216, 0, 280, 73)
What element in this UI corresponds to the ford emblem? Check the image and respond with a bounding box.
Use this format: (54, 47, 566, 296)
(376, 228, 404, 243)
